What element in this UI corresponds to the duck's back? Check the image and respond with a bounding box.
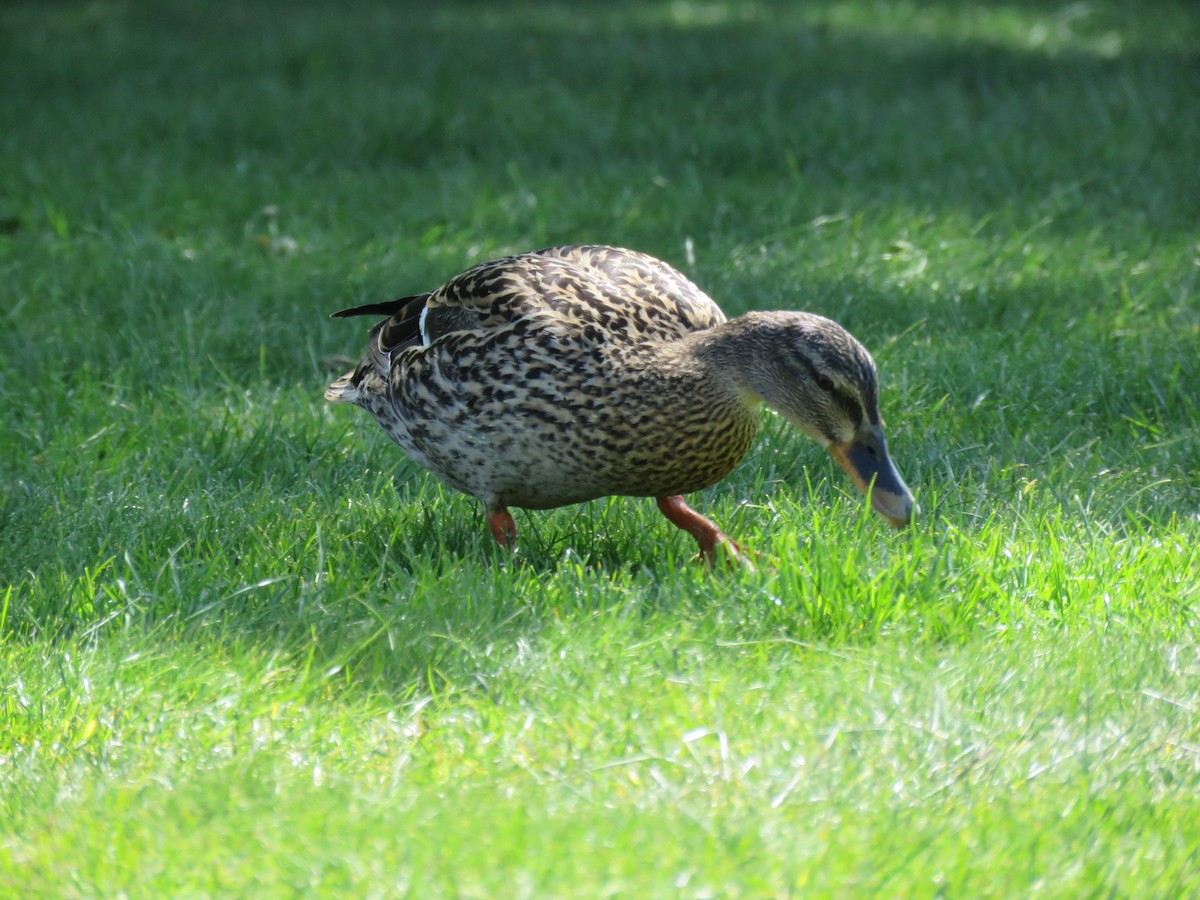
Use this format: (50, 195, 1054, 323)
(423, 245, 727, 344)
(332, 245, 756, 511)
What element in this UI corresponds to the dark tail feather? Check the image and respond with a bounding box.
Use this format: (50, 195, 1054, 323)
(330, 294, 425, 319)
(331, 292, 429, 354)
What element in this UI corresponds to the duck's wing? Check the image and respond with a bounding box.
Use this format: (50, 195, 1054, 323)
(328, 245, 726, 374)
(484, 245, 729, 341)
(331, 285, 481, 352)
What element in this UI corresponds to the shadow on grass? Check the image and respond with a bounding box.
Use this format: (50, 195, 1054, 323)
(4, 0, 1197, 243)
(4, 0, 1197, 699)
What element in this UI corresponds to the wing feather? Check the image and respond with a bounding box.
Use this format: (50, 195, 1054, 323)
(424, 245, 726, 342)
(328, 245, 727, 381)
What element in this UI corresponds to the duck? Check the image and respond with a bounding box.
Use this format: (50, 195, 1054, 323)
(326, 244, 914, 565)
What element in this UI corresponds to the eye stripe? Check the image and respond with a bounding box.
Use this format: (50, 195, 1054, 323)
(787, 343, 875, 432)
(831, 388, 863, 427)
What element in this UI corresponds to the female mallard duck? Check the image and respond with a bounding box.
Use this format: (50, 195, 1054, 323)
(326, 245, 914, 564)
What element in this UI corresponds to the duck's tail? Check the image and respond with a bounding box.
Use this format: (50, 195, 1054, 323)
(324, 370, 360, 404)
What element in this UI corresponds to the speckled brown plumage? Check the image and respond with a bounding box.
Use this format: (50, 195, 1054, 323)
(327, 245, 914, 564)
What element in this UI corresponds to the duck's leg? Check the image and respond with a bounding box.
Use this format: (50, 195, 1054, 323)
(487, 507, 518, 548)
(655, 496, 753, 569)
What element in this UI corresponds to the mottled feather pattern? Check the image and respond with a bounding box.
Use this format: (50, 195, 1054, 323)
(330, 246, 744, 507)
(403, 261, 744, 505)
(327, 243, 914, 557)
(425, 246, 725, 340)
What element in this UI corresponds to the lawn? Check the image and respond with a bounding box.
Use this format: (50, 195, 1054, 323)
(2, 0, 1199, 894)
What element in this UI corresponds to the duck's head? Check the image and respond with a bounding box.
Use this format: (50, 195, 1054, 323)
(718, 310, 916, 528)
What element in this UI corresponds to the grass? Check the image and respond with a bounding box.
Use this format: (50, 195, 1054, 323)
(2, 0, 1199, 894)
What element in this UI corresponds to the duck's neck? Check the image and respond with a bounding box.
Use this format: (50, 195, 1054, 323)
(681, 311, 797, 405)
(681, 309, 876, 449)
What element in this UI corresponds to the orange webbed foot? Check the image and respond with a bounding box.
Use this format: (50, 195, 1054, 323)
(656, 495, 758, 572)
(487, 508, 518, 549)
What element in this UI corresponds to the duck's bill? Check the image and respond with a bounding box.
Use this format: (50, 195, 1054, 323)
(829, 434, 915, 528)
